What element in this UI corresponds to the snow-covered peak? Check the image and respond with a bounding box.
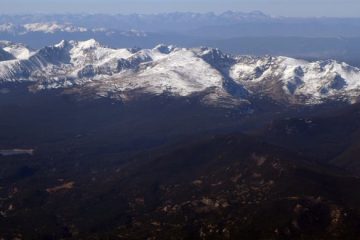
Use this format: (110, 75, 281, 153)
(0, 41, 33, 60)
(220, 10, 269, 20)
(121, 29, 147, 37)
(23, 22, 88, 33)
(130, 45, 176, 63)
(71, 39, 101, 50)
(67, 40, 134, 67)
(0, 23, 17, 33)
(198, 47, 233, 64)
(153, 44, 176, 54)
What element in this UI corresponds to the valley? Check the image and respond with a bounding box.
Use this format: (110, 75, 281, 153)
(0, 83, 360, 239)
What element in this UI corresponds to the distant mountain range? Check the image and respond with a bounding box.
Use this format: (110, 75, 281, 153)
(1, 39, 360, 107)
(1, 12, 360, 37)
(0, 11, 271, 32)
(0, 22, 147, 37)
(1, 12, 360, 65)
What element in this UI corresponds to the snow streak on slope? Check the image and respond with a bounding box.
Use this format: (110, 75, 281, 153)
(0, 39, 360, 106)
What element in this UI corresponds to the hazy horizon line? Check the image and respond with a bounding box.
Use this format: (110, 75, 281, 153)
(0, 11, 360, 19)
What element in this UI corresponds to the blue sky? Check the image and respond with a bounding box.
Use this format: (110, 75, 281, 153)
(1, 0, 360, 17)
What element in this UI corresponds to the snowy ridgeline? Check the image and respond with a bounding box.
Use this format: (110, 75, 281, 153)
(0, 39, 360, 106)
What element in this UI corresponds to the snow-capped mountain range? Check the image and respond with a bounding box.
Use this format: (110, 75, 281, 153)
(0, 22, 147, 37)
(1, 39, 360, 106)
(0, 12, 271, 32)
